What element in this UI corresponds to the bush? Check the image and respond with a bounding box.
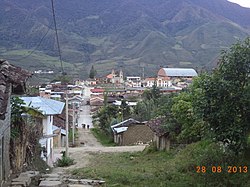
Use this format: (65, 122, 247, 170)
(172, 140, 250, 186)
(143, 143, 158, 154)
(55, 151, 75, 167)
(91, 128, 116, 146)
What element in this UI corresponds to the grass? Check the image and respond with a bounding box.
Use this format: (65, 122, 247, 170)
(71, 151, 193, 187)
(71, 141, 250, 187)
(91, 128, 116, 146)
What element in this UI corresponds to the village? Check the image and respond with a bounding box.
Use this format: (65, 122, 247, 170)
(0, 60, 199, 186)
(1, 0, 250, 186)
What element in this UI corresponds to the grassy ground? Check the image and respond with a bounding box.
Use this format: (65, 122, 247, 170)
(71, 150, 194, 187)
(91, 128, 116, 146)
(71, 141, 250, 187)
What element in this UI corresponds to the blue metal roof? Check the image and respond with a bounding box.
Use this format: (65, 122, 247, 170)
(162, 68, 198, 77)
(20, 97, 65, 115)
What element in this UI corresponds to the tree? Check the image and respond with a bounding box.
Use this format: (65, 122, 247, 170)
(196, 38, 250, 154)
(89, 65, 97, 79)
(171, 89, 204, 143)
(96, 105, 119, 135)
(133, 99, 156, 121)
(120, 99, 131, 120)
(142, 81, 160, 101)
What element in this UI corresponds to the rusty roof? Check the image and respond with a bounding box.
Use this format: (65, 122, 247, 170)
(146, 117, 169, 137)
(0, 59, 32, 119)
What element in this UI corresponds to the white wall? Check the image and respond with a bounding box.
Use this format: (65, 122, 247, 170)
(41, 115, 54, 166)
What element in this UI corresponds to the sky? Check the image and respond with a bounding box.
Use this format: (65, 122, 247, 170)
(227, 0, 250, 8)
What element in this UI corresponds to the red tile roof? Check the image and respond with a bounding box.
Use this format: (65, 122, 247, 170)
(90, 88, 105, 93)
(106, 74, 113, 79)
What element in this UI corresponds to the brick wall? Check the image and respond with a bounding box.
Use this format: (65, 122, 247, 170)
(122, 125, 154, 146)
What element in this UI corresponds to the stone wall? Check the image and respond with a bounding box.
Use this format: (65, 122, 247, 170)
(121, 125, 154, 146)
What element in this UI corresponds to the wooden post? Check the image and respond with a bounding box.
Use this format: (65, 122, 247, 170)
(72, 102, 75, 146)
(65, 92, 69, 157)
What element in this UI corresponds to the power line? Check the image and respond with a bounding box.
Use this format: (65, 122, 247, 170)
(51, 0, 65, 74)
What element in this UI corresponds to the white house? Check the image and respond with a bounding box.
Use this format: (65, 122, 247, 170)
(144, 77, 172, 88)
(126, 76, 141, 87)
(20, 97, 65, 166)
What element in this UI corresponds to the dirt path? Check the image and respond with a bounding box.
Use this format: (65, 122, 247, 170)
(76, 128, 102, 147)
(53, 128, 146, 173)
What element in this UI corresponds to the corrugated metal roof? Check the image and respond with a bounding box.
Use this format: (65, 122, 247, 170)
(114, 127, 128, 133)
(111, 118, 141, 132)
(162, 68, 197, 77)
(20, 97, 65, 115)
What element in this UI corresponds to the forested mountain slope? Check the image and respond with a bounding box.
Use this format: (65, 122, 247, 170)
(0, 0, 249, 78)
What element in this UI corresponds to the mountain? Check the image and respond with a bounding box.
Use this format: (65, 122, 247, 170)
(0, 0, 249, 80)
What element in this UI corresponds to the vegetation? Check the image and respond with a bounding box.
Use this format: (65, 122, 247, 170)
(199, 38, 249, 154)
(1, 0, 249, 79)
(10, 96, 45, 172)
(72, 140, 250, 186)
(93, 104, 119, 136)
(68, 128, 78, 146)
(89, 65, 97, 79)
(55, 151, 75, 167)
(74, 38, 250, 186)
(91, 128, 116, 146)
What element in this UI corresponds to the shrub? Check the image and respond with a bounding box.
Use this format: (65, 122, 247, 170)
(172, 140, 250, 186)
(55, 151, 75, 167)
(143, 143, 158, 154)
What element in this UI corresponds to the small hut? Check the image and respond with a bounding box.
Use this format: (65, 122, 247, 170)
(147, 117, 170, 151)
(111, 118, 154, 146)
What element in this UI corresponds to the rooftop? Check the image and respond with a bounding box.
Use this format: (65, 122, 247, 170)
(0, 60, 32, 120)
(158, 68, 198, 77)
(20, 97, 65, 115)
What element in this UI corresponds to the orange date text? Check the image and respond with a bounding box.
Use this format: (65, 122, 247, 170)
(196, 166, 248, 173)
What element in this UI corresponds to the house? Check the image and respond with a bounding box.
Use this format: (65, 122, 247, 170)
(20, 96, 65, 166)
(52, 125, 66, 147)
(126, 76, 141, 87)
(90, 96, 104, 106)
(85, 78, 97, 86)
(68, 95, 83, 107)
(144, 77, 172, 88)
(68, 85, 84, 96)
(90, 88, 105, 95)
(52, 113, 67, 147)
(111, 118, 154, 146)
(146, 117, 170, 151)
(0, 60, 31, 184)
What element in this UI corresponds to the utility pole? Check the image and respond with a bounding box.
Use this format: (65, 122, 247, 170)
(142, 66, 145, 80)
(65, 92, 69, 157)
(72, 102, 75, 146)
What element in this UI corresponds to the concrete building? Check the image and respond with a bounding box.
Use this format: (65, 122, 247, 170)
(126, 76, 141, 87)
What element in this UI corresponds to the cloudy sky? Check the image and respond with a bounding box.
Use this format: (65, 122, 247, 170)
(228, 0, 250, 8)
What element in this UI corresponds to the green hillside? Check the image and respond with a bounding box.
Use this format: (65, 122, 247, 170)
(0, 0, 249, 80)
